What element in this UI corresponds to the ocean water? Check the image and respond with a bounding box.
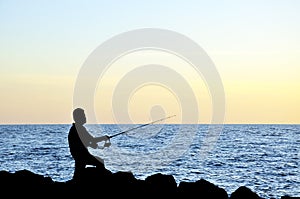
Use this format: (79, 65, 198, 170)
(0, 124, 299, 199)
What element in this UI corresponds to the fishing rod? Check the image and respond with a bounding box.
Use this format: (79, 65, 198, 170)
(108, 114, 176, 139)
(96, 115, 176, 149)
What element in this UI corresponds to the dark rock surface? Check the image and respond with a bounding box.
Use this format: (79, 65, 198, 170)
(0, 168, 299, 199)
(230, 186, 262, 199)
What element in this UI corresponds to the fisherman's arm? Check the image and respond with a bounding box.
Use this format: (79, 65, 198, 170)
(86, 135, 109, 149)
(94, 135, 110, 143)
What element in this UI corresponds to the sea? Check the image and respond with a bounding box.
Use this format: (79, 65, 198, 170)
(0, 124, 299, 199)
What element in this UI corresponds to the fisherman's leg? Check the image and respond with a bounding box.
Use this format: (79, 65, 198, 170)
(73, 161, 85, 180)
(85, 154, 111, 176)
(86, 154, 105, 169)
(94, 156, 105, 165)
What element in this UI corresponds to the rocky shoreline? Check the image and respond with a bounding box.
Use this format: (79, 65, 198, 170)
(0, 168, 298, 199)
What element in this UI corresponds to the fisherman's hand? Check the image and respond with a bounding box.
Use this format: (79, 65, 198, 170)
(104, 141, 111, 148)
(90, 141, 98, 149)
(103, 135, 110, 141)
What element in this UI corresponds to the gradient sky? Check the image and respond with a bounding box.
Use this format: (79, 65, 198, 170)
(1, 0, 299, 124)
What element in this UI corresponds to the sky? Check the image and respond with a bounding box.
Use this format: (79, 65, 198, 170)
(0, 0, 299, 124)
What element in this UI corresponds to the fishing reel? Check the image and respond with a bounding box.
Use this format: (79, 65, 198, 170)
(103, 139, 111, 148)
(97, 138, 111, 149)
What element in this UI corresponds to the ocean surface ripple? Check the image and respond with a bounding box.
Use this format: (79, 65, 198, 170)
(0, 124, 299, 199)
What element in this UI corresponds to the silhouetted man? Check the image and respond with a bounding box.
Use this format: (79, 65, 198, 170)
(68, 108, 110, 180)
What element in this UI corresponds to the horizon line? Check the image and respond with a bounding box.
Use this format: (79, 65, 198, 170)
(0, 123, 299, 125)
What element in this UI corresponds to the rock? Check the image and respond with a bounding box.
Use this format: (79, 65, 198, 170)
(178, 178, 228, 199)
(0, 169, 296, 198)
(230, 186, 262, 199)
(144, 173, 178, 196)
(281, 196, 300, 199)
(0, 169, 55, 196)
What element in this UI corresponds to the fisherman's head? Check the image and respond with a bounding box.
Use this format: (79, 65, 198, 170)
(73, 108, 86, 125)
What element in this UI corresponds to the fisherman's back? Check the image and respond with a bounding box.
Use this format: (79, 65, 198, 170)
(68, 123, 90, 160)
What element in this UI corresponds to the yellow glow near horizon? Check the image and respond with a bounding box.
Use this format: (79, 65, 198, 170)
(1, 49, 299, 124)
(0, 74, 75, 124)
(94, 50, 212, 124)
(212, 49, 300, 124)
(1, 1, 299, 124)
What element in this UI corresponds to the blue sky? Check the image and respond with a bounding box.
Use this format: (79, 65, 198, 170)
(1, 0, 299, 123)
